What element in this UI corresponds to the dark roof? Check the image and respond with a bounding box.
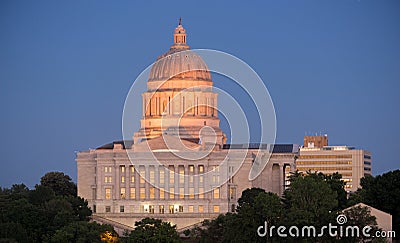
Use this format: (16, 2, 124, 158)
(96, 140, 299, 154)
(223, 144, 299, 153)
(96, 140, 133, 150)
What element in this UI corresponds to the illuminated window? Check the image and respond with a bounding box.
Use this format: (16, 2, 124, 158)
(149, 166, 155, 184)
(198, 205, 204, 213)
(159, 188, 165, 199)
(213, 187, 220, 199)
(130, 165, 135, 173)
(213, 165, 220, 172)
(199, 165, 204, 173)
(169, 205, 174, 214)
(213, 205, 219, 213)
(150, 187, 155, 199)
(104, 176, 112, 183)
(130, 188, 135, 199)
(169, 188, 174, 199)
(199, 188, 204, 199)
(120, 187, 126, 199)
(179, 188, 184, 199)
(189, 175, 193, 183)
(229, 187, 236, 199)
(139, 166, 145, 184)
(131, 176, 135, 183)
(188, 205, 194, 213)
(149, 205, 154, 214)
(179, 166, 184, 184)
(140, 188, 145, 199)
(189, 165, 194, 173)
(189, 188, 194, 199)
(105, 166, 112, 173)
(121, 176, 125, 183)
(159, 169, 165, 185)
(120, 165, 125, 173)
(139, 175, 145, 184)
(199, 175, 203, 183)
(169, 166, 174, 184)
(105, 188, 111, 199)
(159, 205, 164, 214)
(179, 205, 183, 213)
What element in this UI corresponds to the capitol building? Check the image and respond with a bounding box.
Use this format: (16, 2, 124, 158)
(75, 20, 310, 231)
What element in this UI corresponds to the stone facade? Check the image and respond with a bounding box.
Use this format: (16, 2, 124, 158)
(76, 20, 298, 230)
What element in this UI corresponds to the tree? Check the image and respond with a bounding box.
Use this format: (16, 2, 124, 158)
(339, 205, 384, 243)
(352, 170, 400, 241)
(125, 218, 181, 243)
(283, 173, 338, 228)
(40, 172, 77, 197)
(51, 221, 117, 243)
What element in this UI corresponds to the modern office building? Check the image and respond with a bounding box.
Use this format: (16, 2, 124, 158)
(76, 20, 298, 232)
(296, 135, 372, 192)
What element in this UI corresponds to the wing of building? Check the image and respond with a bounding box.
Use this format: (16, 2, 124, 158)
(76, 20, 298, 232)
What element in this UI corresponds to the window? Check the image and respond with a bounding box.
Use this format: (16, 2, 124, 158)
(189, 165, 194, 173)
(213, 188, 220, 199)
(179, 166, 184, 185)
(169, 205, 174, 214)
(179, 206, 184, 213)
(189, 188, 194, 199)
(198, 205, 204, 213)
(105, 206, 111, 213)
(159, 188, 165, 199)
(199, 188, 204, 199)
(150, 187, 155, 199)
(120, 165, 125, 173)
(159, 169, 165, 185)
(199, 175, 203, 183)
(130, 188, 135, 199)
(120, 206, 124, 213)
(120, 187, 126, 199)
(93, 204, 96, 213)
(140, 188, 145, 199)
(179, 188, 184, 199)
(169, 166, 174, 184)
(130, 165, 135, 173)
(105, 166, 112, 173)
(131, 175, 135, 183)
(149, 166, 155, 184)
(213, 205, 219, 213)
(159, 205, 164, 214)
(139, 175, 145, 184)
(121, 176, 125, 183)
(229, 187, 236, 199)
(169, 188, 175, 199)
(104, 176, 112, 183)
(149, 205, 154, 214)
(231, 204, 235, 212)
(199, 165, 204, 173)
(105, 188, 111, 199)
(188, 205, 194, 213)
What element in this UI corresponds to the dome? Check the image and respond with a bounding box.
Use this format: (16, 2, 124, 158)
(148, 20, 211, 82)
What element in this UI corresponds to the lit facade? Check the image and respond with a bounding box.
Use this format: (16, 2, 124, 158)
(76, 20, 298, 232)
(296, 135, 372, 192)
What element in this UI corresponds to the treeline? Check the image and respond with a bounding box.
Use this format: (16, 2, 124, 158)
(1, 170, 399, 242)
(186, 170, 400, 242)
(0, 172, 117, 242)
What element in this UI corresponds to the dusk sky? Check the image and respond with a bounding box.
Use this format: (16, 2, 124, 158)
(1, 1, 399, 188)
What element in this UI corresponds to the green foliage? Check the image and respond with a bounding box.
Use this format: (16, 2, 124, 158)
(51, 221, 116, 243)
(0, 172, 105, 242)
(40, 172, 77, 197)
(124, 217, 181, 243)
(350, 170, 400, 240)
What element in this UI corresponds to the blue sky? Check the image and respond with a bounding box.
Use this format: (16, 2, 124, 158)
(0, 1, 399, 187)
